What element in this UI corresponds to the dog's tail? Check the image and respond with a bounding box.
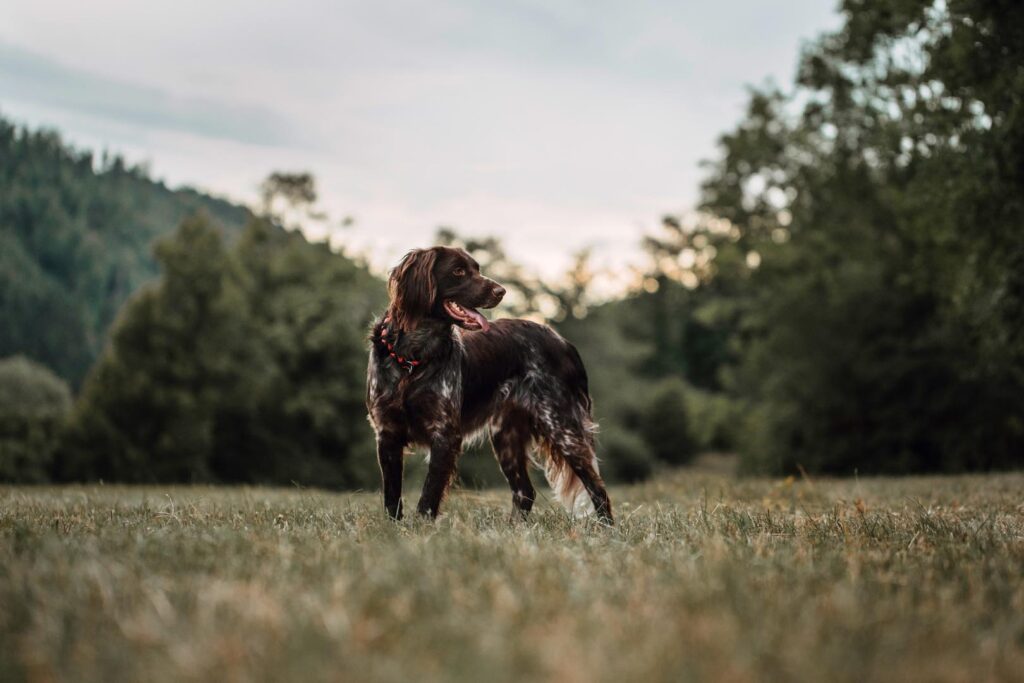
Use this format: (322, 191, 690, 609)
(527, 333, 612, 522)
(542, 451, 599, 517)
(534, 415, 601, 518)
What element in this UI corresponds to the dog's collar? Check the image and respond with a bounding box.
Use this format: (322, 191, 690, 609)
(377, 315, 423, 374)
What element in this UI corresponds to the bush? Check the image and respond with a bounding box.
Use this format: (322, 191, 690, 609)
(598, 426, 655, 483)
(683, 385, 741, 452)
(637, 377, 696, 465)
(0, 356, 71, 482)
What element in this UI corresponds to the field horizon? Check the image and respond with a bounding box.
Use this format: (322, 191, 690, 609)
(2, 467, 1023, 682)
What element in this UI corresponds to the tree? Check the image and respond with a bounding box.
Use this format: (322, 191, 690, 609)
(693, 0, 1024, 473)
(59, 214, 264, 481)
(228, 219, 385, 487)
(259, 172, 328, 228)
(59, 213, 386, 487)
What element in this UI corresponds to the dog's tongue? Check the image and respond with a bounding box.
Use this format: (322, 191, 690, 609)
(467, 308, 490, 332)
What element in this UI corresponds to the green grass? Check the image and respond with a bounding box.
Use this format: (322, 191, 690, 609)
(2, 469, 1023, 682)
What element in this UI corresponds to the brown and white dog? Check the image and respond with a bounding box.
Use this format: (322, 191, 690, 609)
(365, 246, 613, 523)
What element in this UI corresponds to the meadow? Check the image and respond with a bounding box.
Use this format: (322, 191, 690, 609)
(2, 463, 1023, 682)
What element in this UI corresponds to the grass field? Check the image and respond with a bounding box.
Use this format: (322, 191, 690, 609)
(2, 466, 1023, 682)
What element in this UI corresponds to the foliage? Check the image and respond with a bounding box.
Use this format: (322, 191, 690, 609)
(681, 384, 741, 453)
(0, 116, 250, 387)
(634, 377, 695, 466)
(2, 473, 1023, 681)
(597, 426, 655, 483)
(58, 214, 385, 488)
(662, 0, 1024, 474)
(0, 356, 71, 483)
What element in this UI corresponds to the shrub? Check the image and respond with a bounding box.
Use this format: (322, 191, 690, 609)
(0, 356, 71, 482)
(598, 426, 655, 483)
(637, 377, 696, 465)
(683, 385, 741, 452)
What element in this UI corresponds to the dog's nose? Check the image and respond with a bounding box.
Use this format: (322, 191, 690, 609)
(492, 285, 506, 301)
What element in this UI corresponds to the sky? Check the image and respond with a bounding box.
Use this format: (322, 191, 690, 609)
(1, 0, 841, 284)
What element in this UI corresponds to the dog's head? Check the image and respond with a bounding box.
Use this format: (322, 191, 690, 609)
(387, 246, 505, 332)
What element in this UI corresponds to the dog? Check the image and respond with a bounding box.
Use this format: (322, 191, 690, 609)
(365, 246, 613, 523)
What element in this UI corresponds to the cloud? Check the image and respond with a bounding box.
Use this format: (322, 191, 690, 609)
(0, 42, 298, 147)
(0, 1, 841, 280)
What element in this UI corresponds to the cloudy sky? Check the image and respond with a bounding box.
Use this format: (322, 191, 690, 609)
(1, 0, 840, 281)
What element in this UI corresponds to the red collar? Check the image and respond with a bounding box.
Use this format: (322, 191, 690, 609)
(378, 316, 423, 373)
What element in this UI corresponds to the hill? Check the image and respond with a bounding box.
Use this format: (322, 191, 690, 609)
(0, 115, 252, 386)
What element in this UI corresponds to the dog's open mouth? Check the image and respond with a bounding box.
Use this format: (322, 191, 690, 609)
(443, 300, 490, 331)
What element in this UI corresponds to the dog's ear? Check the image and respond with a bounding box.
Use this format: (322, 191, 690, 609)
(388, 248, 438, 330)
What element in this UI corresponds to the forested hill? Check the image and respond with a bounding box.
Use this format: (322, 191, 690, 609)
(0, 115, 252, 387)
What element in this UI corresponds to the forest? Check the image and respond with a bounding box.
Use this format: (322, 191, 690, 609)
(1, 0, 1022, 487)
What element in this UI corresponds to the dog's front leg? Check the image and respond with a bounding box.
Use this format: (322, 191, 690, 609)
(377, 431, 406, 520)
(417, 431, 461, 518)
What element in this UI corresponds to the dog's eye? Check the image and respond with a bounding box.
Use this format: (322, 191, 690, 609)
(452, 268, 466, 277)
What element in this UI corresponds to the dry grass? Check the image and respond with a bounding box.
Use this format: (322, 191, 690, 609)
(2, 469, 1023, 682)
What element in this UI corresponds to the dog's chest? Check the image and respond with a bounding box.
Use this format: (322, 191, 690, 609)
(366, 356, 462, 438)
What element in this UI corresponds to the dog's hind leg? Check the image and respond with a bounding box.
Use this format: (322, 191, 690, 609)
(541, 441, 613, 524)
(563, 444, 613, 524)
(536, 409, 613, 524)
(489, 409, 536, 518)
